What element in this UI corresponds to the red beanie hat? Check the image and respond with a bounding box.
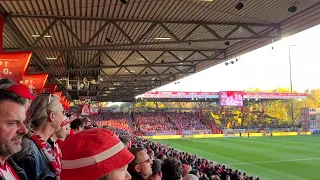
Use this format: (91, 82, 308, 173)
(60, 128, 134, 180)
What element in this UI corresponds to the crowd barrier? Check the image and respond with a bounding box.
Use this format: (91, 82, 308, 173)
(142, 131, 311, 140)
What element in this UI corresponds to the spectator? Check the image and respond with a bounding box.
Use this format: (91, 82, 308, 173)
(0, 78, 16, 90)
(183, 174, 199, 180)
(70, 118, 84, 134)
(190, 170, 201, 178)
(147, 149, 155, 161)
(7, 84, 35, 112)
(119, 136, 131, 148)
(60, 128, 134, 180)
(52, 115, 72, 147)
(161, 158, 183, 180)
(12, 93, 65, 179)
(0, 89, 28, 180)
(182, 164, 192, 177)
(146, 159, 162, 180)
(0, 79, 34, 114)
(156, 154, 167, 161)
(128, 148, 153, 180)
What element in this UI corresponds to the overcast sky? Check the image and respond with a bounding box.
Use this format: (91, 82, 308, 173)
(155, 24, 320, 93)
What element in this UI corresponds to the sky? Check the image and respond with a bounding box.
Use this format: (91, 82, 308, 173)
(154, 24, 320, 93)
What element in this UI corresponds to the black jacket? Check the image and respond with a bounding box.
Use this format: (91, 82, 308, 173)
(0, 158, 28, 180)
(129, 170, 146, 180)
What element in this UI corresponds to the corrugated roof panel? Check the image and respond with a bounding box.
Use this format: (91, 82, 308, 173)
(209, 25, 238, 38)
(122, 51, 145, 65)
(116, 21, 153, 42)
(101, 67, 120, 76)
(200, 51, 220, 58)
(140, 23, 173, 43)
(100, 53, 117, 66)
(155, 67, 179, 74)
(138, 51, 165, 63)
(126, 67, 145, 74)
(107, 51, 134, 64)
(164, 23, 198, 40)
(116, 67, 129, 75)
(3, 26, 21, 48)
(0, 0, 319, 101)
(185, 25, 218, 40)
(171, 51, 194, 61)
(228, 26, 255, 38)
(185, 52, 206, 61)
(153, 52, 180, 63)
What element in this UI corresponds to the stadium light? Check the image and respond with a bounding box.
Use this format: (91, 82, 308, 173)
(235, 0, 244, 10)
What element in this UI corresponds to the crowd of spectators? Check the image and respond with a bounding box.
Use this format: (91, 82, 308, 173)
(133, 112, 211, 135)
(108, 126, 260, 180)
(0, 78, 259, 180)
(96, 119, 131, 131)
(134, 112, 176, 134)
(88, 111, 127, 121)
(166, 112, 210, 131)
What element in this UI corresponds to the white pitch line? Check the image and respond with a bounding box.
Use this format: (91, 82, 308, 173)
(229, 157, 320, 165)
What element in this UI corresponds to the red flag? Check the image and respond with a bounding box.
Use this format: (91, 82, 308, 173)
(54, 91, 62, 97)
(43, 84, 57, 93)
(22, 74, 48, 94)
(60, 96, 65, 103)
(0, 51, 32, 83)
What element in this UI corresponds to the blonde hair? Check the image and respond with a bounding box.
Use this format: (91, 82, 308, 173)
(27, 94, 62, 128)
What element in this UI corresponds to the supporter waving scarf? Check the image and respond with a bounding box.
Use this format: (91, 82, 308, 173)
(26, 129, 61, 179)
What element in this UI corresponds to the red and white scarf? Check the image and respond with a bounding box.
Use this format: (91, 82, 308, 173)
(27, 129, 61, 179)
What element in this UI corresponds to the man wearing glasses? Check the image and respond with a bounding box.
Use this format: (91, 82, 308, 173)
(0, 89, 28, 180)
(128, 148, 153, 180)
(12, 94, 65, 180)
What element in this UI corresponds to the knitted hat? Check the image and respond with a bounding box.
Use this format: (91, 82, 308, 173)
(7, 84, 35, 100)
(60, 128, 135, 180)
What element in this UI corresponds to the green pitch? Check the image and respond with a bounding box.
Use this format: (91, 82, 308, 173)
(153, 136, 320, 180)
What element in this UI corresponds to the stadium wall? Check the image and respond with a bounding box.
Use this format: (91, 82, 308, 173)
(142, 132, 311, 140)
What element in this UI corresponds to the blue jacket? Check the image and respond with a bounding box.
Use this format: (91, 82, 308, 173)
(0, 158, 28, 180)
(10, 138, 56, 180)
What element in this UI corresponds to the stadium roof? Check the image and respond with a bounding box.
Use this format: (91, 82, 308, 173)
(1, 0, 319, 102)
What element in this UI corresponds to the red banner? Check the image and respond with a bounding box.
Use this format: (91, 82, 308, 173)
(54, 91, 62, 97)
(22, 74, 49, 94)
(63, 99, 68, 110)
(0, 51, 32, 83)
(81, 104, 90, 115)
(43, 84, 57, 93)
(60, 96, 65, 103)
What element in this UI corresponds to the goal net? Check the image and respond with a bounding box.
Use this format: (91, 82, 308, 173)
(223, 129, 246, 137)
